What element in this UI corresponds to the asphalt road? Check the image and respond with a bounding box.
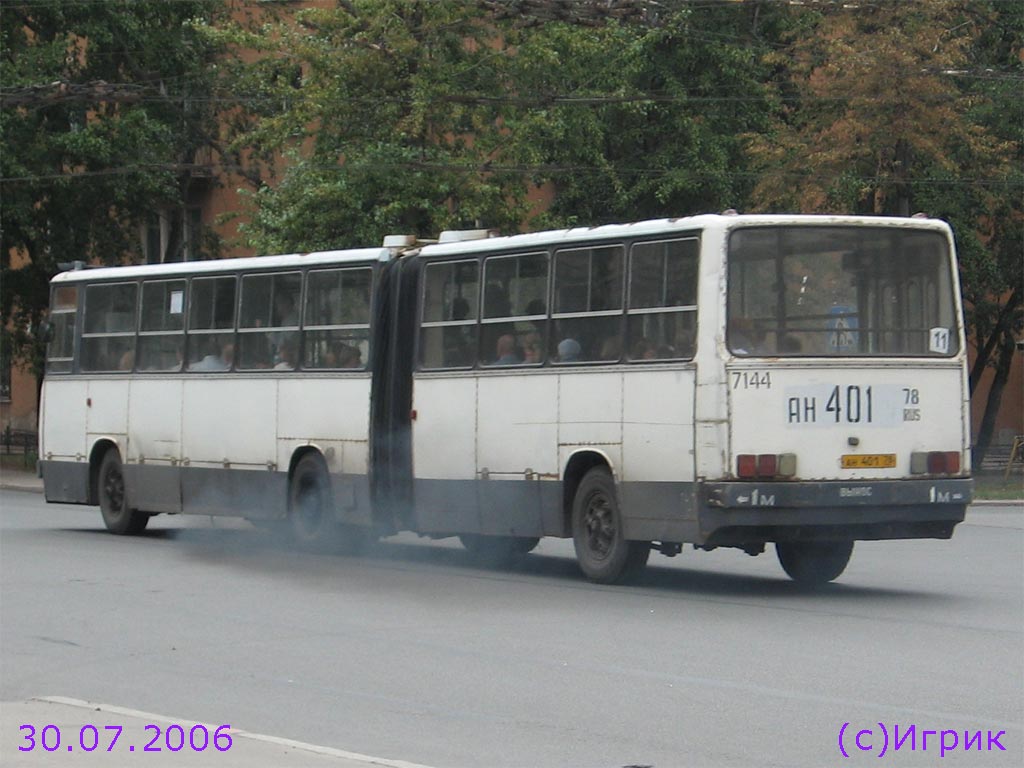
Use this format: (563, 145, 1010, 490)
(1, 489, 1021, 767)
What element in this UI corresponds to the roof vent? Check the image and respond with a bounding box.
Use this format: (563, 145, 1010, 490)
(721, 208, 739, 216)
(911, 212, 929, 219)
(438, 228, 498, 244)
(383, 235, 417, 248)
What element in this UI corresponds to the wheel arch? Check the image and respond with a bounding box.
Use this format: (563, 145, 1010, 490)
(561, 449, 615, 534)
(88, 438, 122, 506)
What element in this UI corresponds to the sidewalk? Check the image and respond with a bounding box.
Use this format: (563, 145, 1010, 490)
(1, 698, 433, 768)
(0, 468, 43, 494)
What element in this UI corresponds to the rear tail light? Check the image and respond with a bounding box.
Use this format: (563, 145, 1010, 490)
(944, 451, 961, 474)
(737, 454, 757, 479)
(737, 453, 797, 480)
(757, 454, 777, 477)
(911, 450, 962, 476)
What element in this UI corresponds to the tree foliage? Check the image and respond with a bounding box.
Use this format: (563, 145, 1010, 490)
(212, 0, 776, 249)
(1, 0, 227, 375)
(746, 0, 1022, 461)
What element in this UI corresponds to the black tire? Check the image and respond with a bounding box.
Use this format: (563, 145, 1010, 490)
(776, 540, 854, 585)
(571, 467, 649, 584)
(289, 453, 365, 553)
(98, 449, 149, 535)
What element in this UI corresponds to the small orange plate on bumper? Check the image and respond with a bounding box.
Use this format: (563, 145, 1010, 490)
(841, 454, 897, 469)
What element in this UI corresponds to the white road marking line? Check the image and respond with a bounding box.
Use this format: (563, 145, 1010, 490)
(33, 696, 438, 768)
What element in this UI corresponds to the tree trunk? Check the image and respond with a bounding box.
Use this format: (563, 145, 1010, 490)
(973, 327, 1017, 468)
(969, 287, 1020, 393)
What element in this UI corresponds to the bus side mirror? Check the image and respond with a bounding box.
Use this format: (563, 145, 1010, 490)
(37, 321, 54, 344)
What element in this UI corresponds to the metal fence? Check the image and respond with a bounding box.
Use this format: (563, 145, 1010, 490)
(1, 427, 38, 469)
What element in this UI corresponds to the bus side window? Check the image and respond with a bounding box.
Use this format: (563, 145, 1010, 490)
(81, 282, 138, 372)
(237, 272, 301, 370)
(480, 252, 548, 366)
(46, 285, 78, 374)
(420, 260, 479, 369)
(551, 244, 623, 363)
(626, 238, 698, 361)
(187, 276, 236, 371)
(304, 266, 372, 369)
(138, 280, 186, 371)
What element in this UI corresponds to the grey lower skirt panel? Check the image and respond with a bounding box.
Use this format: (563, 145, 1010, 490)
(180, 466, 288, 518)
(180, 466, 370, 523)
(620, 481, 699, 542)
(409, 478, 695, 541)
(39, 459, 370, 524)
(40, 460, 91, 505)
(411, 477, 562, 538)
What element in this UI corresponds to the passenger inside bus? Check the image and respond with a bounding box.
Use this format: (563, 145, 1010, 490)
(729, 318, 768, 355)
(190, 337, 234, 371)
(328, 342, 362, 368)
(522, 332, 543, 364)
(494, 334, 521, 365)
(274, 338, 298, 370)
(557, 338, 581, 362)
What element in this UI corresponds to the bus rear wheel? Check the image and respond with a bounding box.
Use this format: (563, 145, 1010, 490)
(776, 540, 854, 585)
(289, 453, 365, 553)
(98, 449, 149, 535)
(572, 467, 649, 584)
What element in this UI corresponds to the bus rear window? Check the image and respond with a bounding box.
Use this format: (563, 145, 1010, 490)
(727, 227, 960, 357)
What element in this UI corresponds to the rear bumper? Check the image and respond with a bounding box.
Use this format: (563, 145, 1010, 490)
(697, 478, 971, 547)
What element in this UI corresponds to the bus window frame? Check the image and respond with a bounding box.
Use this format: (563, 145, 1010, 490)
(418, 257, 482, 372)
(624, 236, 700, 363)
(186, 273, 238, 373)
(479, 251, 549, 369)
(46, 283, 81, 375)
(236, 270, 304, 372)
(550, 242, 625, 366)
(303, 264, 374, 371)
(137, 278, 187, 373)
(80, 280, 140, 374)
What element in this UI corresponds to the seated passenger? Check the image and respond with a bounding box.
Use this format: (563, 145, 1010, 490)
(494, 334, 521, 365)
(556, 338, 581, 363)
(190, 338, 233, 371)
(600, 335, 622, 361)
(274, 338, 298, 370)
(729, 318, 767, 355)
(337, 343, 362, 368)
(630, 338, 656, 360)
(522, 332, 543, 364)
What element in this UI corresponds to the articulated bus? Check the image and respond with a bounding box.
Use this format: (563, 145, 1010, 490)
(39, 214, 973, 584)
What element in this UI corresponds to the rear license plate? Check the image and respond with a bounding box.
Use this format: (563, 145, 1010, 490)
(841, 454, 896, 469)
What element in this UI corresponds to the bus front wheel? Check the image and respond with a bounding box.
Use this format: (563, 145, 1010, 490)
(776, 540, 854, 585)
(98, 449, 150, 535)
(571, 467, 649, 584)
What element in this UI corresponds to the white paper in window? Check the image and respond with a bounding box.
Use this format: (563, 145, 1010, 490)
(929, 327, 950, 353)
(170, 290, 184, 315)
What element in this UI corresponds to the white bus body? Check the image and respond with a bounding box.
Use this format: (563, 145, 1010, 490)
(40, 214, 972, 583)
